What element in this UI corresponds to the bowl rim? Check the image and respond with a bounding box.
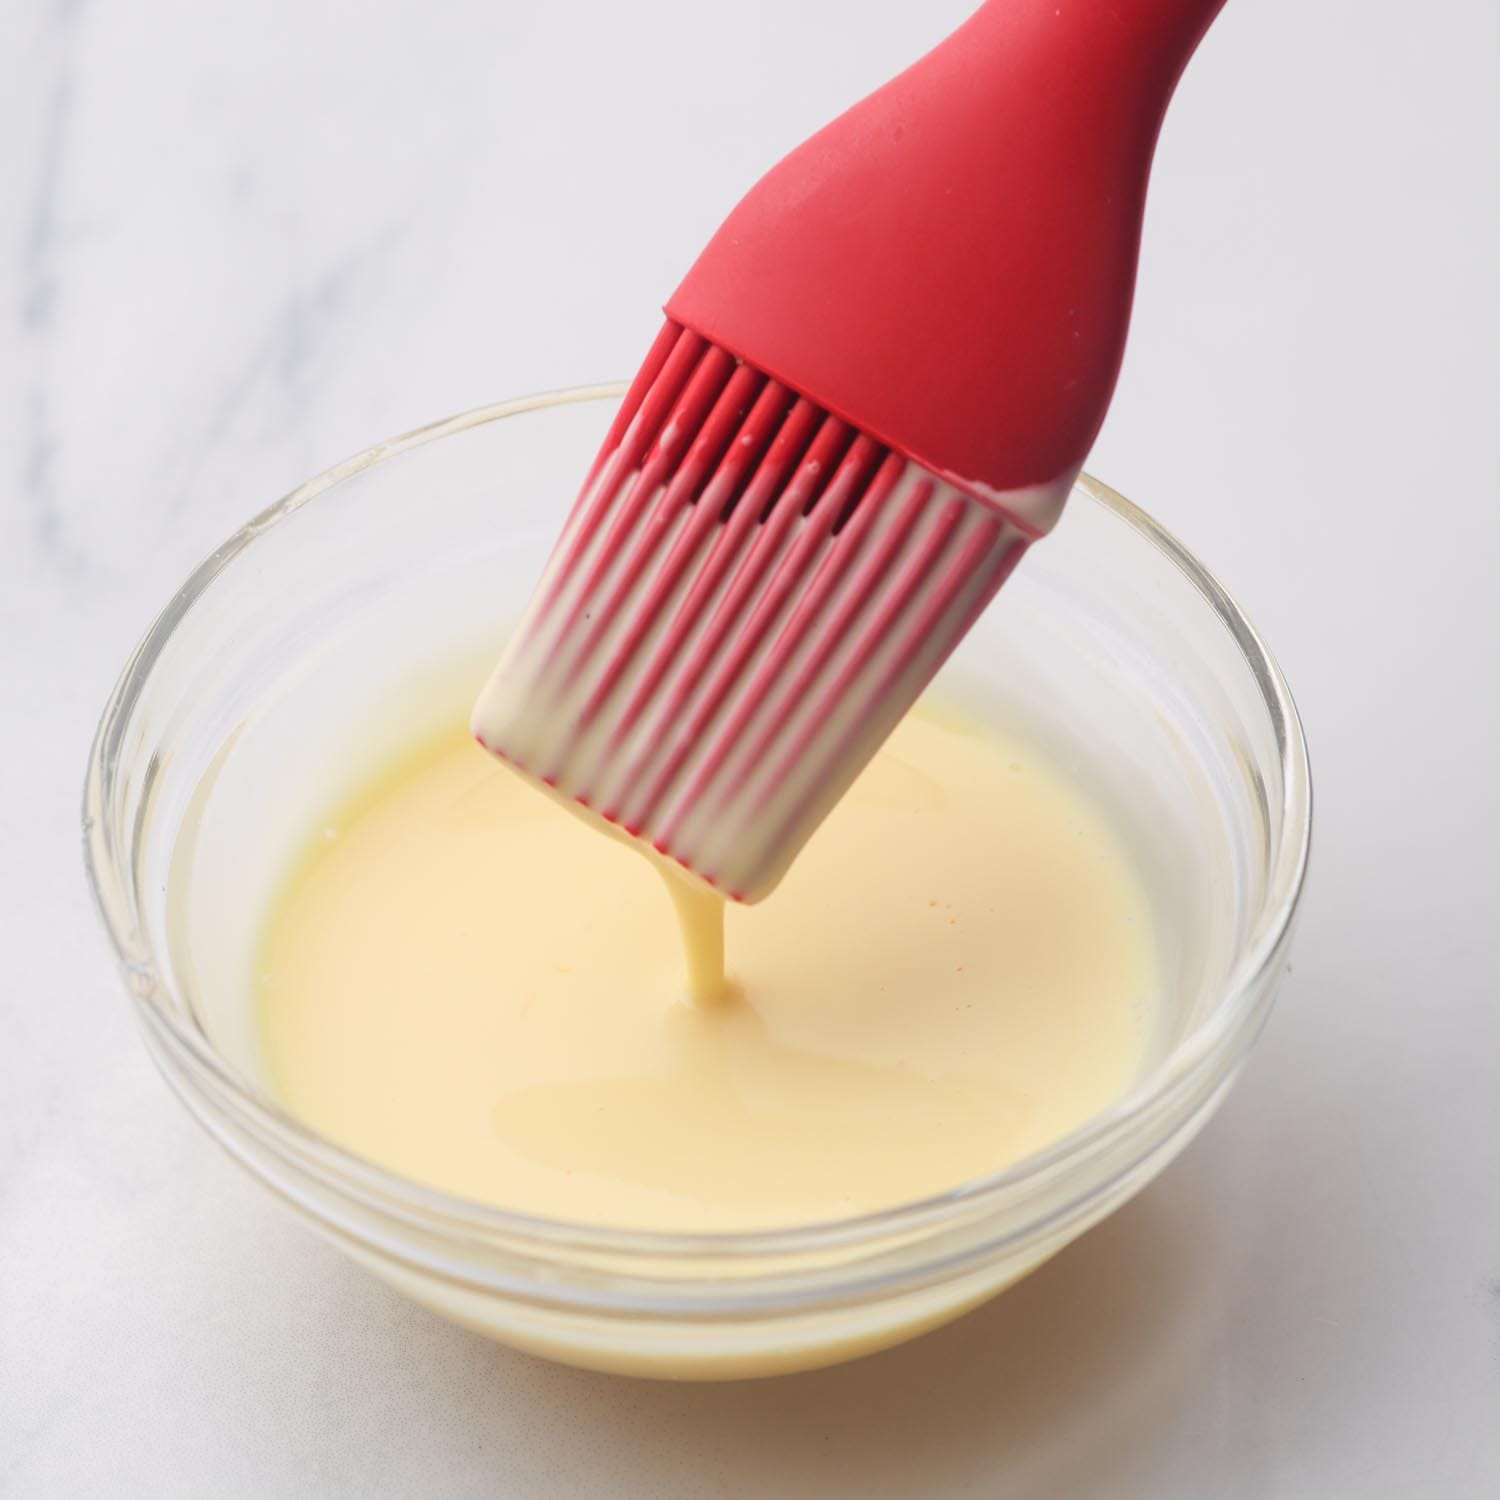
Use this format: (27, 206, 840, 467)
(82, 383, 1312, 1265)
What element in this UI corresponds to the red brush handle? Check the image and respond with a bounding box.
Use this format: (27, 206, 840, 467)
(667, 0, 1227, 505)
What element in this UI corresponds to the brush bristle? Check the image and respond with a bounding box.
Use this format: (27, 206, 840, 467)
(473, 322, 1031, 901)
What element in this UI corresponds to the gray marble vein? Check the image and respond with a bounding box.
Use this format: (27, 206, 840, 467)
(163, 219, 410, 523)
(16, 0, 87, 571)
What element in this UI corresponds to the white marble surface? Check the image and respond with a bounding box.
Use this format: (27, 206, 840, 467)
(4, 0, 1500, 1493)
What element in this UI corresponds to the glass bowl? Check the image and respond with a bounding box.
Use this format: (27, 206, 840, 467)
(83, 386, 1310, 1379)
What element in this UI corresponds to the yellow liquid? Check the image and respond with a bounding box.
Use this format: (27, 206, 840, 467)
(259, 706, 1157, 1232)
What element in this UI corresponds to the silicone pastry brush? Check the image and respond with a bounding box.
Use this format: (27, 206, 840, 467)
(475, 0, 1227, 901)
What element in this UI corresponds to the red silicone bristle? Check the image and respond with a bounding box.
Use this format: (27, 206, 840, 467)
(621, 418, 864, 830)
(701, 461, 924, 806)
(579, 375, 793, 732)
(545, 344, 736, 693)
(599, 386, 810, 758)
(571, 363, 767, 724)
(474, 321, 1033, 900)
(757, 524, 1027, 863)
(651, 437, 889, 833)
(586, 319, 682, 489)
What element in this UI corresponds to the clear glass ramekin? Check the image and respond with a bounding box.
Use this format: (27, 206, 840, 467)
(83, 386, 1310, 1380)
